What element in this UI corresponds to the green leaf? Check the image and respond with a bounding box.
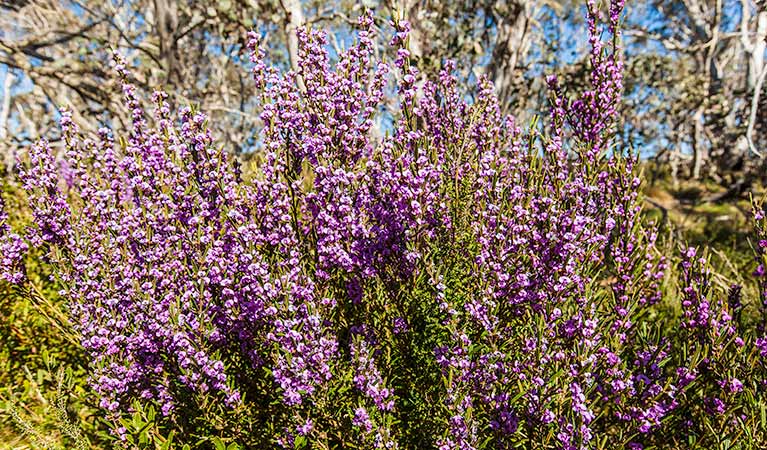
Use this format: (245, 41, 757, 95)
(212, 437, 227, 450)
(160, 431, 175, 450)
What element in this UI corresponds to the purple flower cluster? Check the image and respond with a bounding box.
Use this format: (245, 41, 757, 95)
(2, 2, 766, 448)
(0, 196, 28, 284)
(678, 248, 735, 337)
(751, 203, 767, 389)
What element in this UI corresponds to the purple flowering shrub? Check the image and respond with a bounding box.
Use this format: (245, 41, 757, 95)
(751, 199, 767, 388)
(2, 1, 767, 448)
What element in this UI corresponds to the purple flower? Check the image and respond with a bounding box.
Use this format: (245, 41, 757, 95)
(353, 407, 373, 432)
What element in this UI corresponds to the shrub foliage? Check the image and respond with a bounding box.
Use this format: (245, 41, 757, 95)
(2, 1, 767, 449)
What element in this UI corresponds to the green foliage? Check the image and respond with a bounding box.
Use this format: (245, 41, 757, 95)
(0, 180, 110, 449)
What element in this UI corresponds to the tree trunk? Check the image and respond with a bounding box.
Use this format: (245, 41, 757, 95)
(279, 0, 306, 91)
(1, 70, 13, 171)
(692, 107, 706, 179)
(748, 9, 767, 89)
(154, 0, 179, 85)
(487, 1, 531, 115)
